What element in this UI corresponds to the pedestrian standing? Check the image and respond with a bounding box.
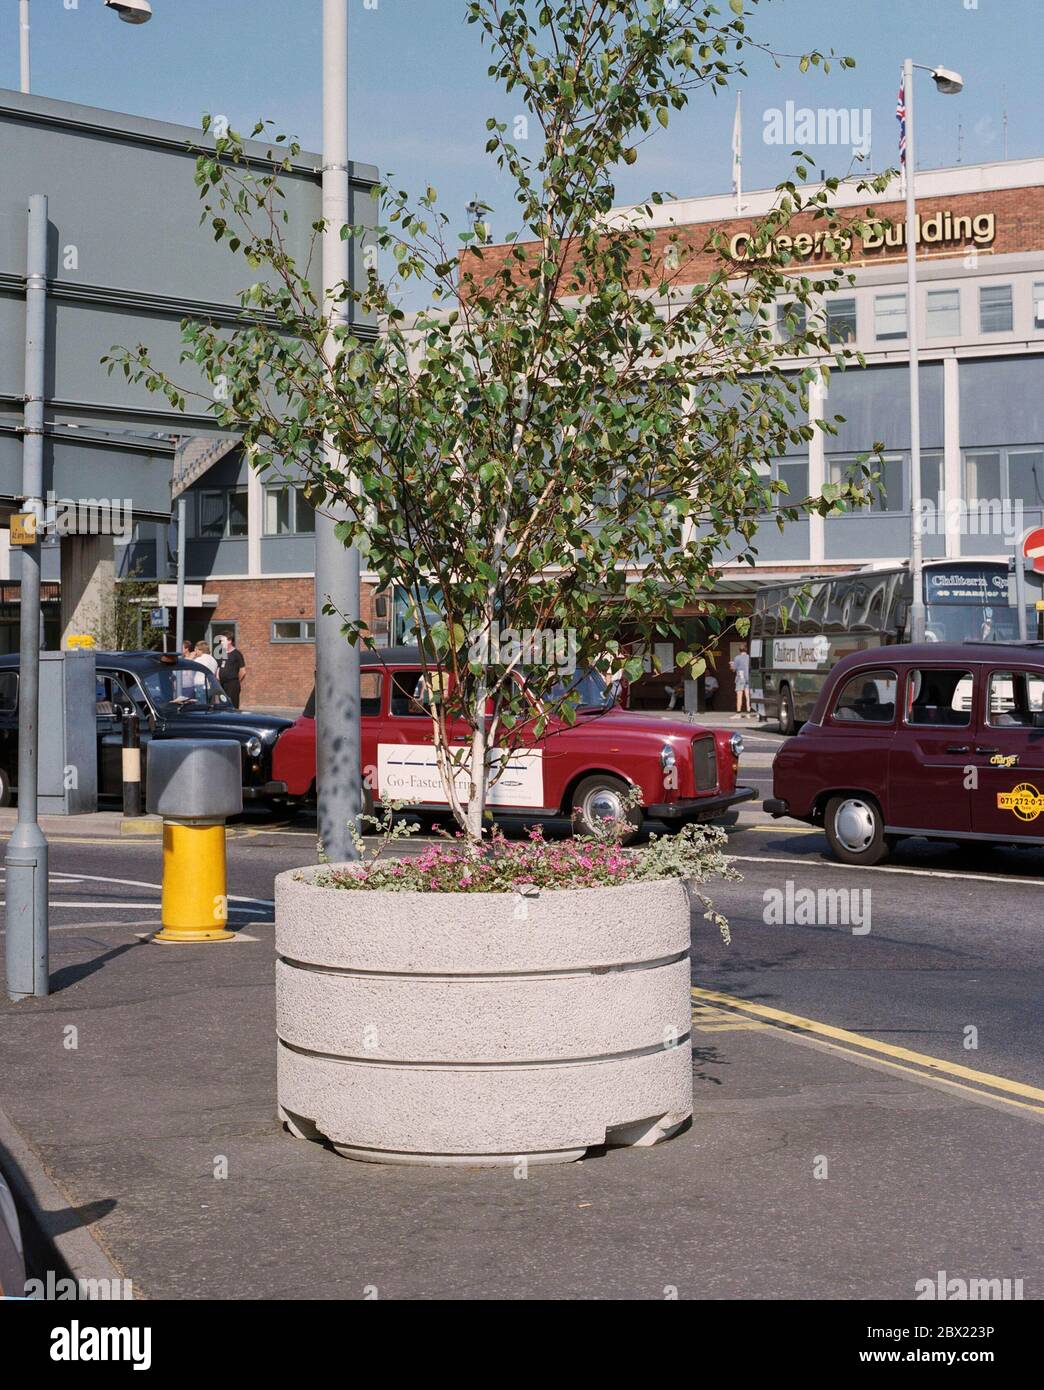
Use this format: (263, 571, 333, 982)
(192, 640, 219, 680)
(219, 634, 246, 709)
(730, 642, 752, 718)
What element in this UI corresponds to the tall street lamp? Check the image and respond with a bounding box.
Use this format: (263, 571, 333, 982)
(8, 0, 153, 1000)
(903, 60, 963, 644)
(18, 0, 153, 92)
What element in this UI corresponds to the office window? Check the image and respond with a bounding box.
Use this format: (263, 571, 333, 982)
(198, 491, 226, 539)
(825, 297, 857, 343)
(830, 455, 903, 513)
(926, 288, 960, 338)
(263, 484, 315, 536)
(198, 488, 248, 539)
(271, 619, 317, 643)
(776, 301, 807, 342)
(963, 451, 1002, 503)
(920, 453, 943, 506)
(1034, 283, 1044, 330)
(1009, 451, 1044, 509)
(776, 459, 809, 502)
(979, 284, 1013, 334)
(874, 293, 906, 341)
(227, 489, 248, 537)
(738, 302, 771, 337)
(265, 486, 291, 535)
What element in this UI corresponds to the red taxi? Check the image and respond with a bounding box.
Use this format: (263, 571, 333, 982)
(273, 647, 755, 839)
(766, 642, 1044, 865)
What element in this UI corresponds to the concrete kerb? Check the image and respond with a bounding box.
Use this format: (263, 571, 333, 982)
(0, 1104, 129, 1298)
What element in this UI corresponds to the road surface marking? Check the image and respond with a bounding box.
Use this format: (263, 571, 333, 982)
(727, 851, 1044, 888)
(690, 986, 1044, 1109)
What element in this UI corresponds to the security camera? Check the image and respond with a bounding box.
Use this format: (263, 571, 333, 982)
(105, 0, 153, 23)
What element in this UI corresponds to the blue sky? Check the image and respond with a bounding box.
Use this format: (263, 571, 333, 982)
(5, 0, 1043, 246)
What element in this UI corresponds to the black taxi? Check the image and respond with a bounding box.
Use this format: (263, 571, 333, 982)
(0, 651, 292, 807)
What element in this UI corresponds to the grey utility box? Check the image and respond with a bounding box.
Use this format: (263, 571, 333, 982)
(37, 649, 98, 814)
(146, 740, 243, 821)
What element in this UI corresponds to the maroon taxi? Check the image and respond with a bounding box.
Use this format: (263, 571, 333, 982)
(272, 647, 755, 839)
(766, 642, 1044, 865)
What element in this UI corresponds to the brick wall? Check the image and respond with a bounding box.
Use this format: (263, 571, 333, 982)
(466, 184, 1044, 293)
(207, 577, 381, 709)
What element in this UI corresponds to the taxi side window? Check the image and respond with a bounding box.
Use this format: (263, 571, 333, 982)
(906, 669, 973, 727)
(360, 672, 382, 718)
(987, 671, 1044, 728)
(832, 669, 897, 723)
(390, 670, 440, 717)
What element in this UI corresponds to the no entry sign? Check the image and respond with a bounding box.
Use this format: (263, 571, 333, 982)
(1023, 527, 1044, 574)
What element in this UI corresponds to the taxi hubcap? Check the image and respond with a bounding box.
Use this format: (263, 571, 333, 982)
(585, 786, 624, 823)
(834, 798, 876, 853)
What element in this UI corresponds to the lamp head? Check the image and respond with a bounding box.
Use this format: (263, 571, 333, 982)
(931, 66, 963, 95)
(105, 0, 153, 23)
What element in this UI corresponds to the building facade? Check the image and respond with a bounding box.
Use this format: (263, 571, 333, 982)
(1, 88, 376, 706)
(473, 156, 1044, 707)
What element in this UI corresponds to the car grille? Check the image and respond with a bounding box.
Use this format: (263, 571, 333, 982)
(692, 736, 717, 792)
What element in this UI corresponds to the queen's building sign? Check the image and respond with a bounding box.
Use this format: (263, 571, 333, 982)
(730, 209, 996, 263)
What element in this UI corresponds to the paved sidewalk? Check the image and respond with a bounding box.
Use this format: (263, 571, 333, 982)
(0, 908, 1039, 1300)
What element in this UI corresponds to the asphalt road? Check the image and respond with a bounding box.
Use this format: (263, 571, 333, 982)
(18, 798, 1043, 1093)
(2, 798, 1041, 1300)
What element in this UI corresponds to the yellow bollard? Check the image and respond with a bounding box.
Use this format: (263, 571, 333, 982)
(146, 739, 243, 945)
(155, 819, 234, 943)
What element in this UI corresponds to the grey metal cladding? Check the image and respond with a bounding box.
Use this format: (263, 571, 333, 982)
(959, 356, 1044, 448)
(824, 361, 943, 453)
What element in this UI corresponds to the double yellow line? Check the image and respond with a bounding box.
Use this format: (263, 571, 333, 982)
(691, 986, 1044, 1117)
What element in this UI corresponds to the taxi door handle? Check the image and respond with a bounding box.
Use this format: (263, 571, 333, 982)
(946, 744, 970, 754)
(974, 746, 998, 755)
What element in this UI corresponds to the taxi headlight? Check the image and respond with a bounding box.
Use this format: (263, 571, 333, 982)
(729, 733, 744, 758)
(245, 736, 263, 759)
(660, 742, 677, 772)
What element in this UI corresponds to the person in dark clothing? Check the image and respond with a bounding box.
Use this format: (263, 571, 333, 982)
(219, 635, 246, 708)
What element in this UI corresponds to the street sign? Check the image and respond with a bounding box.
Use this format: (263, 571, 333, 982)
(9, 512, 37, 545)
(150, 608, 169, 630)
(158, 583, 203, 607)
(1023, 526, 1044, 574)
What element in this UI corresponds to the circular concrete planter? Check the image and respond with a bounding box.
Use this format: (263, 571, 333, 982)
(275, 866, 694, 1166)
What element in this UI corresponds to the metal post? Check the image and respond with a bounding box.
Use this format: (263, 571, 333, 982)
(1015, 546, 1028, 644)
(121, 710, 141, 817)
(315, 0, 361, 862)
(905, 58, 926, 645)
(175, 493, 186, 654)
(19, 0, 30, 94)
(6, 194, 49, 1001)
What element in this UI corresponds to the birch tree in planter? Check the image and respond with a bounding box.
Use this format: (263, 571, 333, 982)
(109, 0, 890, 843)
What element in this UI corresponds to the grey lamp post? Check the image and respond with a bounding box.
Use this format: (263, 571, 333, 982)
(903, 60, 963, 644)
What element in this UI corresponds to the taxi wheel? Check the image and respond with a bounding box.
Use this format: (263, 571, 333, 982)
(571, 775, 642, 845)
(824, 794, 888, 866)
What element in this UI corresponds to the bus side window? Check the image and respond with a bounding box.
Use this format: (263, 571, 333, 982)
(825, 580, 847, 634)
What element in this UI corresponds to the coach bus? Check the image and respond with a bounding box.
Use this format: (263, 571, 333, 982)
(750, 559, 1029, 734)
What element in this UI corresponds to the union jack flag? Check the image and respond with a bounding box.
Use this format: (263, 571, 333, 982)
(896, 71, 906, 166)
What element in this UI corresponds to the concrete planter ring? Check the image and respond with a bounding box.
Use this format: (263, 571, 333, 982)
(275, 866, 694, 1166)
